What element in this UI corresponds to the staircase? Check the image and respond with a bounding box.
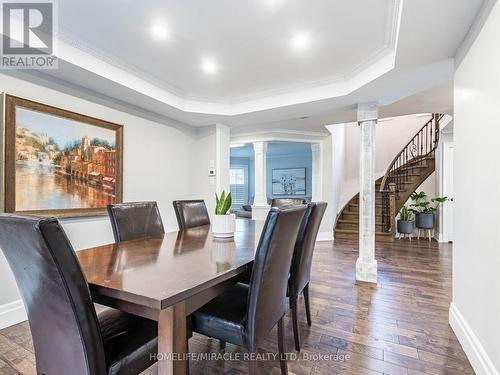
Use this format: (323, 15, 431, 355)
(334, 114, 441, 242)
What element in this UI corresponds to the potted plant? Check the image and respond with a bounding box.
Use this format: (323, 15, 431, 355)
(410, 192, 448, 230)
(212, 191, 236, 238)
(397, 205, 414, 239)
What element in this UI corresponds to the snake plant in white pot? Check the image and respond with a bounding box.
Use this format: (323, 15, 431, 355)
(212, 191, 235, 238)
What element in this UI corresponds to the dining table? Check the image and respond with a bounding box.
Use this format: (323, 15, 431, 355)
(76, 218, 263, 375)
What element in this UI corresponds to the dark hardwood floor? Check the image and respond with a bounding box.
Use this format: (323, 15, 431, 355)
(0, 239, 473, 375)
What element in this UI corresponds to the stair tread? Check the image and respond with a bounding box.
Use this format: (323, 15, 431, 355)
(338, 219, 383, 224)
(334, 228, 393, 236)
(348, 203, 383, 207)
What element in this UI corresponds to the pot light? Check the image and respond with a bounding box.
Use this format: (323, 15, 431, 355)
(290, 32, 311, 52)
(263, 0, 286, 11)
(201, 57, 218, 75)
(151, 23, 169, 40)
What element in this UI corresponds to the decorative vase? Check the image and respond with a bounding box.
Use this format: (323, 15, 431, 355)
(212, 213, 236, 238)
(416, 213, 434, 229)
(397, 220, 414, 235)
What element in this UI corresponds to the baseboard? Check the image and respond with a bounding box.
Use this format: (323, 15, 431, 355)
(316, 231, 334, 241)
(0, 299, 27, 330)
(449, 302, 499, 375)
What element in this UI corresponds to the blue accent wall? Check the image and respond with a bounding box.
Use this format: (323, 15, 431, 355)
(266, 151, 312, 199)
(230, 156, 255, 204)
(230, 142, 312, 205)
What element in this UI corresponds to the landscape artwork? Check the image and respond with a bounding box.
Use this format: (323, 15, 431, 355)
(272, 167, 306, 196)
(4, 95, 123, 217)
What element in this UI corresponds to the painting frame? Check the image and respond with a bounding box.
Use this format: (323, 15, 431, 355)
(3, 94, 124, 218)
(271, 167, 306, 196)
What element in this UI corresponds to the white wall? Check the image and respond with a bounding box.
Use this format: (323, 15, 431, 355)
(0, 73, 218, 327)
(325, 124, 345, 225)
(452, 2, 500, 374)
(318, 135, 334, 240)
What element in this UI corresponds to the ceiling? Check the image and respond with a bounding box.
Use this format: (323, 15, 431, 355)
(2, 0, 488, 132)
(58, 0, 396, 102)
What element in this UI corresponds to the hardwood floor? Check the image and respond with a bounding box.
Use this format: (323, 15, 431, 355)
(0, 239, 473, 375)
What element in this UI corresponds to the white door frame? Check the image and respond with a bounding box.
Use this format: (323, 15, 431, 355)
(442, 142, 454, 242)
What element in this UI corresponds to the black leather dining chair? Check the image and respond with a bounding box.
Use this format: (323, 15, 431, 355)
(107, 201, 165, 242)
(0, 215, 158, 375)
(289, 202, 327, 351)
(172, 199, 211, 229)
(191, 205, 307, 375)
(271, 198, 307, 207)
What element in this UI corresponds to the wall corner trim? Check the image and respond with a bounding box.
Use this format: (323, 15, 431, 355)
(0, 299, 27, 330)
(449, 302, 499, 375)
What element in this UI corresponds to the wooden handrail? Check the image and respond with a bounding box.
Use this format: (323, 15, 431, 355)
(379, 114, 441, 193)
(379, 113, 443, 232)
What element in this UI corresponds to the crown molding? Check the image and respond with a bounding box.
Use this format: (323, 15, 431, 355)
(230, 128, 329, 145)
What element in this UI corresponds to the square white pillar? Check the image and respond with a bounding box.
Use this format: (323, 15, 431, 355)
(356, 104, 378, 283)
(252, 141, 270, 220)
(311, 143, 322, 202)
(216, 124, 230, 194)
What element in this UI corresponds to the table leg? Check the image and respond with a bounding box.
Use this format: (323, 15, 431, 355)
(158, 301, 188, 375)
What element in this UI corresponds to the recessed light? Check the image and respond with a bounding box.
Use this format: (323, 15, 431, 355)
(151, 23, 169, 40)
(262, 0, 286, 11)
(290, 32, 311, 52)
(201, 57, 218, 75)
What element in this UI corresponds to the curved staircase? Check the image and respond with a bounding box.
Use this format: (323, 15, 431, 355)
(334, 114, 441, 242)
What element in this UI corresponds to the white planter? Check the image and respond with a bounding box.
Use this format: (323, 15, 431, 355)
(212, 214, 236, 238)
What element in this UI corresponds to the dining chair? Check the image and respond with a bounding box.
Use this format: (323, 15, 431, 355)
(107, 201, 165, 242)
(191, 205, 307, 375)
(172, 199, 210, 229)
(288, 202, 328, 351)
(271, 198, 307, 207)
(0, 215, 158, 375)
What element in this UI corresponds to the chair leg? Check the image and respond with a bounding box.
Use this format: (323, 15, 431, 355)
(277, 317, 288, 375)
(303, 284, 312, 326)
(290, 297, 300, 351)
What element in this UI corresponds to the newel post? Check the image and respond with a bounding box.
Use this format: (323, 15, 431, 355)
(389, 183, 396, 234)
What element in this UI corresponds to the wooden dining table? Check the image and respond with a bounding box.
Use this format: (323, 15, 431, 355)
(76, 218, 263, 375)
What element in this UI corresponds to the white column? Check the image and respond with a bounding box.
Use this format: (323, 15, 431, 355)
(215, 124, 230, 194)
(356, 104, 378, 283)
(311, 143, 322, 202)
(252, 141, 270, 220)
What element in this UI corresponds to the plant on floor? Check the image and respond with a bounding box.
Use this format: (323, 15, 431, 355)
(397, 205, 414, 236)
(409, 192, 448, 214)
(399, 205, 412, 221)
(215, 191, 232, 215)
(409, 191, 448, 230)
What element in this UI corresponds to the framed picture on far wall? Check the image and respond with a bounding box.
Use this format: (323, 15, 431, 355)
(272, 167, 306, 196)
(2, 94, 123, 218)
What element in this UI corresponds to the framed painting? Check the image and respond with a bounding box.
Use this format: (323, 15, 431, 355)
(271, 167, 306, 196)
(3, 94, 123, 218)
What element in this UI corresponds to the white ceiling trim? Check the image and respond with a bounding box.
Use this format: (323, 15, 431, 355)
(230, 128, 329, 145)
(52, 0, 403, 116)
